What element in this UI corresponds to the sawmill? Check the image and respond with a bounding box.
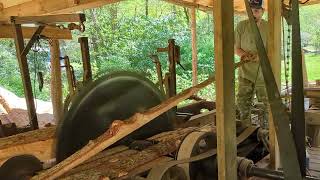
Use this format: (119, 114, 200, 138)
(0, 0, 319, 179)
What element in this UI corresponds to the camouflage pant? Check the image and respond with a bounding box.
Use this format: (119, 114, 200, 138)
(237, 77, 268, 128)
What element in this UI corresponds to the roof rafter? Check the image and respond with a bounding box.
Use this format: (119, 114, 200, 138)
(0, 0, 320, 22)
(0, 24, 72, 39)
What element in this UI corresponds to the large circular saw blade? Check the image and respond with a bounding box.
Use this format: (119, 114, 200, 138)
(56, 71, 174, 162)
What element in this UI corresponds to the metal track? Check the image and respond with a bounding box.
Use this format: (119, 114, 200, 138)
(146, 126, 258, 180)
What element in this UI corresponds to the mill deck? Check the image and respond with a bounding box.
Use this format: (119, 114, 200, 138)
(309, 147, 320, 177)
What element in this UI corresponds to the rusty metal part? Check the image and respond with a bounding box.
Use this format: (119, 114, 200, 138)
(237, 157, 319, 180)
(176, 131, 217, 180)
(56, 71, 174, 162)
(147, 165, 188, 180)
(147, 126, 259, 180)
(150, 54, 165, 94)
(0, 154, 42, 180)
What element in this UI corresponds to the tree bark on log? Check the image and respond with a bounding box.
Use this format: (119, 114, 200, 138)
(59, 127, 197, 179)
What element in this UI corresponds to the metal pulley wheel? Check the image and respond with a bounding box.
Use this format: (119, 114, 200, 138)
(176, 131, 217, 180)
(56, 71, 174, 162)
(147, 165, 188, 180)
(0, 154, 43, 180)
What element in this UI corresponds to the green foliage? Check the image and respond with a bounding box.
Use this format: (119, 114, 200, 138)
(0, 1, 319, 103)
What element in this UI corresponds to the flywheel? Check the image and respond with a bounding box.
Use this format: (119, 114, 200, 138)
(176, 131, 217, 180)
(56, 71, 174, 162)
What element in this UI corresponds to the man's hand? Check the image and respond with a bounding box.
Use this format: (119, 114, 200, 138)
(240, 52, 258, 62)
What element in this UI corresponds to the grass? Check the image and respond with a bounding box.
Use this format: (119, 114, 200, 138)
(281, 53, 320, 87)
(305, 54, 320, 82)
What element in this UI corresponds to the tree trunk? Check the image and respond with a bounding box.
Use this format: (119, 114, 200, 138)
(183, 7, 190, 26)
(50, 39, 63, 124)
(145, 0, 149, 17)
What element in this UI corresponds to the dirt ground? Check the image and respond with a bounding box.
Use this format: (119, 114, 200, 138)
(0, 86, 54, 128)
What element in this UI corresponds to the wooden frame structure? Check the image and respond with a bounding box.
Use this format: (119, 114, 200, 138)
(5, 14, 86, 129)
(1, 0, 320, 179)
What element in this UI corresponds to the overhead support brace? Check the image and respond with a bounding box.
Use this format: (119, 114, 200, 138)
(9, 14, 86, 24)
(213, 0, 237, 179)
(244, 0, 302, 179)
(79, 37, 92, 82)
(0, 24, 72, 39)
(12, 23, 39, 130)
(21, 25, 45, 57)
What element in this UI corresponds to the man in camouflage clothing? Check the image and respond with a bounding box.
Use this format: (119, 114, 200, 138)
(235, 0, 268, 128)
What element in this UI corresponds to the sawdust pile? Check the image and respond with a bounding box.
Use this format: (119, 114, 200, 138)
(0, 86, 54, 128)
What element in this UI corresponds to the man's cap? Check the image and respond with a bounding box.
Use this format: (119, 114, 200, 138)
(249, 0, 264, 9)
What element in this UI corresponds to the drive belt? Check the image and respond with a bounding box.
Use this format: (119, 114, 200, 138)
(145, 126, 259, 180)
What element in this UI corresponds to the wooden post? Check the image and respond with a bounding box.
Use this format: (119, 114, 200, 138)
(168, 39, 177, 97)
(50, 39, 63, 123)
(267, 0, 281, 170)
(302, 50, 308, 87)
(78, 37, 92, 82)
(213, 0, 237, 179)
(190, 7, 198, 86)
(12, 23, 39, 129)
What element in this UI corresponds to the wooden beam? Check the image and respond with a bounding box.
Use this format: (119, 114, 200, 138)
(267, 0, 281, 170)
(302, 50, 309, 87)
(190, 7, 198, 86)
(12, 23, 39, 130)
(79, 37, 92, 83)
(305, 88, 320, 98)
(306, 110, 320, 126)
(0, 126, 55, 165)
(0, 0, 121, 21)
(0, 0, 32, 9)
(163, 0, 212, 11)
(50, 39, 63, 124)
(10, 13, 85, 24)
(0, 24, 72, 39)
(213, 0, 237, 179)
(21, 25, 45, 56)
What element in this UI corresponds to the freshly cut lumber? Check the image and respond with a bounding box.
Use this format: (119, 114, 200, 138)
(0, 126, 56, 165)
(60, 127, 198, 179)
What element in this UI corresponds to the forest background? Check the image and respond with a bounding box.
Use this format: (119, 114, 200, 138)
(0, 0, 319, 102)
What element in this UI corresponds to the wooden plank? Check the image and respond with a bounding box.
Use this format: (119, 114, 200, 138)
(21, 25, 45, 56)
(213, 0, 237, 179)
(0, 0, 32, 9)
(0, 127, 55, 165)
(10, 13, 85, 24)
(302, 50, 309, 87)
(0, 0, 121, 21)
(78, 37, 92, 82)
(50, 39, 63, 123)
(162, 0, 212, 11)
(306, 110, 320, 125)
(267, 0, 281, 170)
(178, 110, 216, 128)
(168, 39, 177, 98)
(305, 88, 320, 98)
(12, 23, 39, 129)
(0, 24, 72, 39)
(190, 7, 198, 86)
